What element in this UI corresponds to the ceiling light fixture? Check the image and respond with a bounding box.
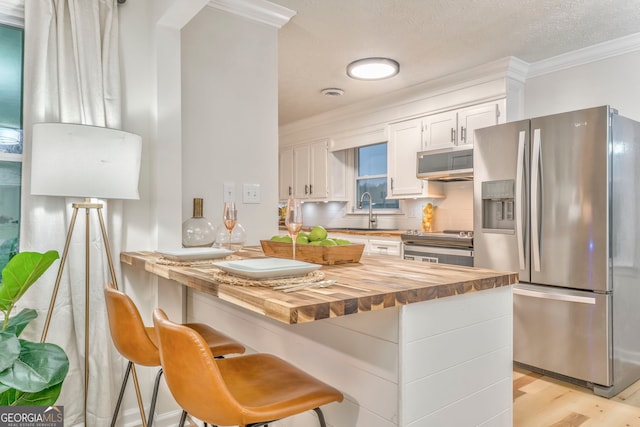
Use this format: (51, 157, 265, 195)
(347, 57, 399, 80)
(321, 87, 345, 96)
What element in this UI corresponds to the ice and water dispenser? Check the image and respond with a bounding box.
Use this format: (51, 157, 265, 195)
(481, 179, 515, 232)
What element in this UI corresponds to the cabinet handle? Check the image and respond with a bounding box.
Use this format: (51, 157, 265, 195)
(288, 186, 292, 196)
(309, 184, 313, 194)
(390, 177, 394, 190)
(460, 126, 466, 142)
(450, 128, 456, 143)
(305, 184, 309, 195)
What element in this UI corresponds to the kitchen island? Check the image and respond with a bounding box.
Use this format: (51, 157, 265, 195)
(121, 248, 517, 426)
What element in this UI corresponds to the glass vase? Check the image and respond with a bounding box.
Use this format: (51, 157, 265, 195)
(182, 198, 216, 247)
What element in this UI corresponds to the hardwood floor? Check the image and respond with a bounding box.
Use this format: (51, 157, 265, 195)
(514, 366, 640, 426)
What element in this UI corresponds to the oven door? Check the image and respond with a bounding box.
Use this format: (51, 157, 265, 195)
(403, 244, 474, 267)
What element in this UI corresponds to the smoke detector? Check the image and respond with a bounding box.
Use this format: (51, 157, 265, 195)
(321, 88, 345, 97)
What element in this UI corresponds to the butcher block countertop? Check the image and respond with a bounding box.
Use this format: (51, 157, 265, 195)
(120, 248, 518, 325)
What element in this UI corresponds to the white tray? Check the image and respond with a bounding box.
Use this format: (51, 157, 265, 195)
(156, 248, 234, 261)
(215, 258, 321, 280)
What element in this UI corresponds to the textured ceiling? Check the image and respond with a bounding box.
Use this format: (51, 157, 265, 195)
(272, 0, 640, 125)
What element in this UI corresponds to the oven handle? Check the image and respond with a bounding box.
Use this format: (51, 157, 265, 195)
(403, 245, 474, 257)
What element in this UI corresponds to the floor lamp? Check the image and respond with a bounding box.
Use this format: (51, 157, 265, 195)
(30, 122, 142, 421)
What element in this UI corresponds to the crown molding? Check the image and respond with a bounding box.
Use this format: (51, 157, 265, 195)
(207, 0, 295, 29)
(0, 0, 24, 27)
(528, 32, 640, 78)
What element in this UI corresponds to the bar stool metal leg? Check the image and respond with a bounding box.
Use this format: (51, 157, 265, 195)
(110, 361, 148, 427)
(314, 407, 328, 427)
(110, 361, 132, 427)
(178, 410, 188, 427)
(146, 368, 164, 426)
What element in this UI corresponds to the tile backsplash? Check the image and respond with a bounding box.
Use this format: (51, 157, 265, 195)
(293, 181, 474, 232)
(423, 181, 473, 231)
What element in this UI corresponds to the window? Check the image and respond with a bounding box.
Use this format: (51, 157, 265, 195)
(355, 143, 398, 210)
(0, 23, 24, 270)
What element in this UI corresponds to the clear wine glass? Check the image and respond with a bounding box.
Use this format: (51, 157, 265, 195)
(285, 198, 303, 260)
(222, 202, 237, 250)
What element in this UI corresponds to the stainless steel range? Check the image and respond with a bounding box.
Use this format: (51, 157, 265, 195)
(401, 230, 474, 266)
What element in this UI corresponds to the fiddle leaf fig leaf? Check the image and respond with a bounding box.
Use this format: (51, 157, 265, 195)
(0, 382, 64, 407)
(0, 331, 21, 372)
(5, 309, 37, 337)
(0, 340, 69, 393)
(0, 251, 59, 313)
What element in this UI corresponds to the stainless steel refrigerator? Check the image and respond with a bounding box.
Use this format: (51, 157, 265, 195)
(473, 105, 640, 397)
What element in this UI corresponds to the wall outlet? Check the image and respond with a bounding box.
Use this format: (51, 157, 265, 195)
(223, 182, 235, 202)
(243, 183, 261, 204)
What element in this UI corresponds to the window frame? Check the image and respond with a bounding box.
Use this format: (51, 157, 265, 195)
(0, 20, 24, 269)
(351, 142, 401, 214)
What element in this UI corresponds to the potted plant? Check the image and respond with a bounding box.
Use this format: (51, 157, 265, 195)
(0, 250, 69, 406)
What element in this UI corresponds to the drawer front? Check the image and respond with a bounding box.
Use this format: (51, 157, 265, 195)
(369, 239, 401, 257)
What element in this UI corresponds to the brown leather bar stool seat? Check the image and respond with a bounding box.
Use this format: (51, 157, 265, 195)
(104, 283, 245, 427)
(153, 308, 344, 427)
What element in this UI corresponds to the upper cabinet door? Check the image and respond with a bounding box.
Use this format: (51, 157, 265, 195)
(292, 144, 311, 199)
(309, 139, 328, 199)
(387, 117, 425, 198)
(290, 139, 330, 200)
(278, 147, 294, 200)
(423, 110, 458, 150)
(458, 102, 500, 147)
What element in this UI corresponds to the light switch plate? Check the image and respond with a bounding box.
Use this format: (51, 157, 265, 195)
(223, 182, 235, 202)
(243, 183, 261, 204)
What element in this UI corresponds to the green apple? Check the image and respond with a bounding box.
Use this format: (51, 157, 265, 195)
(308, 225, 328, 242)
(296, 234, 309, 244)
(319, 239, 337, 246)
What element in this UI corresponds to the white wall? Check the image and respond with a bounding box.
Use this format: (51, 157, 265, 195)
(116, 1, 283, 424)
(181, 7, 279, 246)
(524, 50, 640, 121)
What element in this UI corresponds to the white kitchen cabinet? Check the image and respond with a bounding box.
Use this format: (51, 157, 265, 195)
(368, 239, 401, 257)
(292, 144, 310, 198)
(423, 110, 458, 150)
(457, 102, 501, 146)
(278, 147, 294, 200)
(281, 143, 343, 201)
(387, 118, 445, 199)
(280, 138, 346, 201)
(330, 233, 402, 257)
(423, 100, 502, 150)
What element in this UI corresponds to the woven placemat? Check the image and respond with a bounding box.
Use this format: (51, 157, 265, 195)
(157, 254, 243, 267)
(212, 270, 326, 288)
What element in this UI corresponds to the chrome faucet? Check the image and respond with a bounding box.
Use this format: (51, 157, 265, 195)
(358, 192, 377, 229)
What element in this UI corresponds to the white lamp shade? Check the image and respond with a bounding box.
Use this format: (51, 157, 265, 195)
(30, 123, 142, 200)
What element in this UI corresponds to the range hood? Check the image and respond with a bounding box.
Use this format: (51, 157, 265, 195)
(416, 147, 473, 182)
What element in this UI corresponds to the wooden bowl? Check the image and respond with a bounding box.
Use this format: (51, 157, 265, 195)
(260, 240, 365, 265)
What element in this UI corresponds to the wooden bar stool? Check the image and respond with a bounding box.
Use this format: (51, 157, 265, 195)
(104, 283, 245, 427)
(153, 308, 344, 427)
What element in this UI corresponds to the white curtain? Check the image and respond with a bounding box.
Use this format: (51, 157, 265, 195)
(20, 1, 124, 425)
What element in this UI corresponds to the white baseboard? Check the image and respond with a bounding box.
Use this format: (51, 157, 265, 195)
(122, 408, 188, 427)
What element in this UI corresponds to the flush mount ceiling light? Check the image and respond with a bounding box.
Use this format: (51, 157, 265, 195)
(347, 57, 400, 80)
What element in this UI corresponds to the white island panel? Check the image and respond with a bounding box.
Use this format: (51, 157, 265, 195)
(187, 285, 512, 427)
(400, 286, 513, 426)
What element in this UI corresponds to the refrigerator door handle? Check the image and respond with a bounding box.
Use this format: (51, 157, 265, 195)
(531, 128, 542, 272)
(513, 287, 596, 305)
(516, 131, 526, 271)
